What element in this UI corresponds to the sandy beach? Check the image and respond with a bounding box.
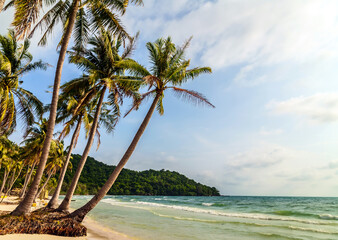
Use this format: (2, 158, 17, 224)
(0, 197, 134, 240)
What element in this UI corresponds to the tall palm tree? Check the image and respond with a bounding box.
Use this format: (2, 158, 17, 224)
(57, 30, 144, 211)
(18, 118, 48, 198)
(10, 0, 143, 216)
(47, 85, 117, 209)
(0, 159, 24, 203)
(0, 138, 20, 197)
(46, 84, 90, 209)
(0, 30, 46, 136)
(69, 37, 214, 221)
(34, 140, 65, 202)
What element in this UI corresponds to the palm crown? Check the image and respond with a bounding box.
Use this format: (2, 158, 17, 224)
(65, 29, 145, 119)
(7, 0, 143, 44)
(128, 36, 214, 116)
(0, 30, 48, 136)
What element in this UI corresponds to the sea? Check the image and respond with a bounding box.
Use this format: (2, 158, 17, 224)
(69, 196, 338, 240)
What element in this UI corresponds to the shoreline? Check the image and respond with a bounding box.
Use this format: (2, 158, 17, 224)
(0, 196, 134, 240)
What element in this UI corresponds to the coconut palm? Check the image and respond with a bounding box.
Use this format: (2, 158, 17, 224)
(10, 0, 143, 216)
(0, 30, 46, 136)
(18, 118, 49, 198)
(69, 37, 214, 221)
(0, 140, 15, 196)
(45, 84, 91, 209)
(57, 30, 144, 212)
(0, 138, 20, 197)
(0, 160, 24, 203)
(34, 140, 65, 202)
(47, 86, 117, 209)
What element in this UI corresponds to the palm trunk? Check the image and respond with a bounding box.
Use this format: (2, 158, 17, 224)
(20, 162, 36, 199)
(0, 0, 5, 13)
(6, 168, 16, 192)
(58, 88, 106, 212)
(47, 116, 82, 209)
(11, 0, 80, 216)
(0, 169, 9, 195)
(34, 169, 53, 202)
(69, 94, 160, 221)
(20, 166, 30, 197)
(1, 165, 24, 203)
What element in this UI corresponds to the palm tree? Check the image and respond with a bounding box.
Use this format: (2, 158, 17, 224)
(47, 85, 117, 209)
(69, 37, 214, 221)
(0, 136, 12, 171)
(0, 160, 24, 203)
(10, 0, 143, 216)
(0, 30, 46, 136)
(57, 30, 144, 211)
(34, 140, 65, 202)
(18, 118, 48, 198)
(46, 85, 90, 209)
(0, 137, 23, 201)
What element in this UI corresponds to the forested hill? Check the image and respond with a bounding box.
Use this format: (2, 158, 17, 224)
(60, 154, 220, 196)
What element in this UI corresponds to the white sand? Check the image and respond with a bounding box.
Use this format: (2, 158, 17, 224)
(0, 197, 135, 240)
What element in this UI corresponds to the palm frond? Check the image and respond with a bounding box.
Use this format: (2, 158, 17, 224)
(12, 0, 45, 39)
(169, 87, 215, 108)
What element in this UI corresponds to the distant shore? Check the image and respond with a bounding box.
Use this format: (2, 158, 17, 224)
(0, 197, 133, 240)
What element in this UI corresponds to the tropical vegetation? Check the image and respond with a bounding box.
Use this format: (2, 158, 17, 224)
(62, 154, 220, 196)
(0, 0, 216, 236)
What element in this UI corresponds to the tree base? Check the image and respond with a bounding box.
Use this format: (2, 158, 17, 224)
(0, 208, 86, 236)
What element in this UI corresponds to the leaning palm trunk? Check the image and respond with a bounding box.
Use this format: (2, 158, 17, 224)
(1, 165, 24, 203)
(0, 169, 9, 196)
(11, 0, 80, 216)
(34, 169, 53, 202)
(69, 94, 160, 221)
(0, 0, 5, 13)
(58, 88, 106, 212)
(47, 116, 82, 209)
(6, 168, 16, 193)
(20, 162, 36, 199)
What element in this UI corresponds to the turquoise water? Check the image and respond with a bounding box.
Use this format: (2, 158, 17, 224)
(69, 196, 338, 240)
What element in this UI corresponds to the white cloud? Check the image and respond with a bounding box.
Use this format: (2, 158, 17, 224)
(125, 0, 338, 71)
(220, 142, 338, 196)
(267, 93, 338, 123)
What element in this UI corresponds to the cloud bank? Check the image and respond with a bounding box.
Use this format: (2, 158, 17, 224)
(267, 93, 338, 123)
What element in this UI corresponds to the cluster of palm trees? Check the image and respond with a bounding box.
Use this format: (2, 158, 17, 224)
(0, 0, 214, 223)
(0, 122, 65, 204)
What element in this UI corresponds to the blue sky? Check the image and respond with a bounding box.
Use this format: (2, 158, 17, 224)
(2, 0, 338, 196)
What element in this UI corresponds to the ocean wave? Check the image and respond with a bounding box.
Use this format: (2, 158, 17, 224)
(150, 212, 338, 235)
(288, 226, 338, 234)
(211, 203, 227, 207)
(255, 232, 305, 240)
(319, 214, 338, 220)
(101, 198, 120, 204)
(202, 203, 213, 206)
(271, 210, 317, 218)
(134, 201, 336, 225)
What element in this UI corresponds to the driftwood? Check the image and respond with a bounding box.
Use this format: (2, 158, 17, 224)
(0, 209, 86, 237)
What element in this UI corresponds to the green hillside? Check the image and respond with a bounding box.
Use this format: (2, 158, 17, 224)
(60, 154, 220, 196)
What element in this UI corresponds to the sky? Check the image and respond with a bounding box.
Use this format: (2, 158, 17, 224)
(2, 0, 338, 196)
